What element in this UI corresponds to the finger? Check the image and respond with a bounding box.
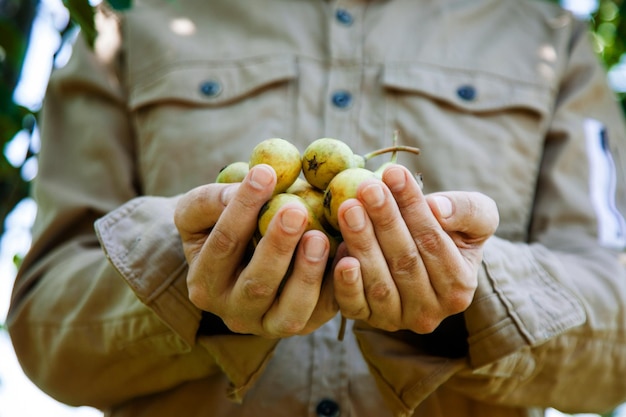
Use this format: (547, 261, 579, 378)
(426, 192, 499, 244)
(332, 256, 371, 321)
(262, 231, 332, 336)
(382, 165, 476, 319)
(357, 179, 427, 309)
(337, 199, 401, 329)
(174, 183, 237, 239)
(228, 203, 308, 333)
(192, 165, 276, 304)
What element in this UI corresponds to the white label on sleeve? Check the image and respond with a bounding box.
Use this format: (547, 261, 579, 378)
(584, 118, 626, 249)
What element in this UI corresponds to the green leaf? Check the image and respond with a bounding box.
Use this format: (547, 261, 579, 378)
(62, 0, 97, 47)
(107, 0, 132, 10)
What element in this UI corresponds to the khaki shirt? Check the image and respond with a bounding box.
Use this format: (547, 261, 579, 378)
(8, 1, 626, 416)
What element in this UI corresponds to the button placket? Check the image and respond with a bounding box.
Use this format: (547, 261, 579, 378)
(335, 8, 354, 26)
(324, 2, 364, 142)
(309, 317, 350, 417)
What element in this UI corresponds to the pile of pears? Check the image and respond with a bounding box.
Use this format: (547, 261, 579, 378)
(216, 134, 421, 260)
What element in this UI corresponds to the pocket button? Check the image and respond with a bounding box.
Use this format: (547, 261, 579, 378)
(199, 80, 222, 97)
(456, 85, 477, 101)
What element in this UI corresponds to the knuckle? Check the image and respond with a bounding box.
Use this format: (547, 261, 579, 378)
(443, 287, 475, 315)
(270, 317, 307, 336)
(372, 212, 397, 233)
(295, 269, 324, 288)
(187, 287, 209, 311)
(342, 306, 369, 320)
(414, 227, 445, 254)
(389, 252, 420, 276)
(208, 227, 240, 258)
(366, 281, 393, 303)
(241, 278, 276, 301)
(269, 239, 298, 258)
(411, 315, 443, 334)
(223, 317, 252, 335)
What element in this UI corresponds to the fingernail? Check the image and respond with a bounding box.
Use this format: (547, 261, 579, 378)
(281, 207, 307, 233)
(385, 166, 406, 192)
(249, 165, 274, 190)
(432, 195, 453, 218)
(344, 205, 365, 230)
(362, 183, 385, 208)
(304, 235, 327, 261)
(342, 267, 359, 284)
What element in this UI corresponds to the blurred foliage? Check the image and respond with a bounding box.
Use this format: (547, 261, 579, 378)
(589, 0, 626, 114)
(0, 0, 38, 241)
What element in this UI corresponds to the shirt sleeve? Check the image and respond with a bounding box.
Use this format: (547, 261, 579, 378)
(353, 18, 626, 416)
(6, 11, 277, 409)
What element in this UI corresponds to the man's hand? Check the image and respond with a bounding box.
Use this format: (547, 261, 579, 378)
(174, 164, 338, 338)
(332, 164, 499, 334)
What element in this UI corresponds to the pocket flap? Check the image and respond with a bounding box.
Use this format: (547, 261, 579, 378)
(129, 55, 297, 109)
(382, 64, 553, 116)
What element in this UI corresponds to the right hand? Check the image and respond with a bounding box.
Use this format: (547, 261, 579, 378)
(174, 164, 338, 338)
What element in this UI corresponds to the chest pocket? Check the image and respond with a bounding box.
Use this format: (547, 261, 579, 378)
(127, 55, 298, 196)
(381, 64, 555, 240)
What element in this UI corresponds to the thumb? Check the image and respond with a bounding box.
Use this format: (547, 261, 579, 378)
(426, 192, 499, 242)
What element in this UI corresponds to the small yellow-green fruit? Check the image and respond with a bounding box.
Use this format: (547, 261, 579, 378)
(323, 167, 378, 231)
(302, 138, 365, 191)
(249, 138, 302, 194)
(258, 193, 339, 257)
(286, 178, 326, 226)
(216, 161, 250, 183)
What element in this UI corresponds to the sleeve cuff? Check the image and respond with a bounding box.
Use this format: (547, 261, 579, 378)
(95, 196, 201, 348)
(95, 196, 281, 400)
(464, 236, 586, 368)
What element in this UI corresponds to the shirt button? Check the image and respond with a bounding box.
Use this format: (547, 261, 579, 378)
(316, 399, 340, 417)
(456, 85, 477, 101)
(335, 9, 354, 26)
(199, 80, 222, 97)
(331, 90, 352, 109)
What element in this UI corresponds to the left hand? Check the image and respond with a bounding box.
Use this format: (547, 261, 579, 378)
(332, 164, 499, 334)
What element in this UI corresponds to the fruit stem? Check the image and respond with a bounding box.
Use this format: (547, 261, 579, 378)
(390, 130, 398, 163)
(363, 145, 421, 161)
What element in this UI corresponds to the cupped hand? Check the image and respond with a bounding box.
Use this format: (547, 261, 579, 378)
(332, 164, 499, 334)
(174, 164, 338, 338)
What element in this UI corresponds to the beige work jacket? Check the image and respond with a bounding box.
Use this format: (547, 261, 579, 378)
(8, 1, 626, 416)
